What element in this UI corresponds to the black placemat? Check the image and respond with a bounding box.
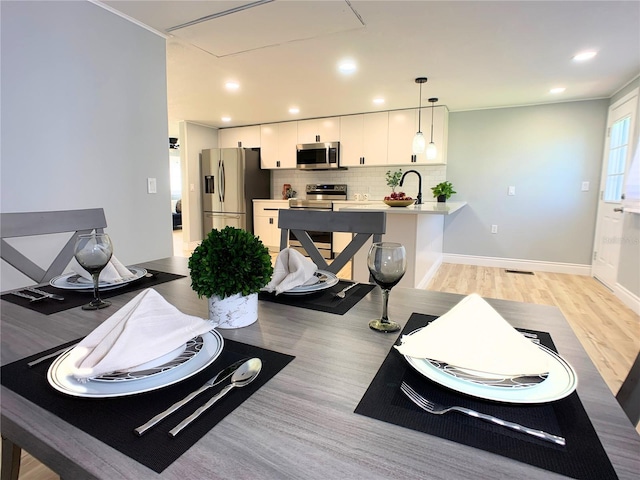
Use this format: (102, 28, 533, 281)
(1, 270, 186, 315)
(259, 280, 375, 315)
(355, 313, 617, 480)
(1, 338, 294, 473)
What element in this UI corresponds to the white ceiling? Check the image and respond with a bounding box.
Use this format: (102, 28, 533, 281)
(99, 0, 640, 138)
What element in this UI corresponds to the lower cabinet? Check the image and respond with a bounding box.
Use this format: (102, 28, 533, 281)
(253, 201, 289, 251)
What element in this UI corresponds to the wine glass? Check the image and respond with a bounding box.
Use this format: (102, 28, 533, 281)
(367, 242, 406, 332)
(74, 233, 113, 310)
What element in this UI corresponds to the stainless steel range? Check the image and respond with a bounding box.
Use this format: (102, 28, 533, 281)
(288, 184, 348, 259)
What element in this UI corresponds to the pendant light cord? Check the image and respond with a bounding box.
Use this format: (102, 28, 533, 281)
(417, 81, 423, 133)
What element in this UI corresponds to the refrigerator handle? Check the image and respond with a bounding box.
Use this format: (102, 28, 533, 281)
(204, 176, 214, 194)
(219, 160, 226, 202)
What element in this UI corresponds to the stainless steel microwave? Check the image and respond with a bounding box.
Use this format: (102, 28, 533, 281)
(296, 142, 341, 170)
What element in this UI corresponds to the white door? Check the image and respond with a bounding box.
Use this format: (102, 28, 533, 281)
(592, 89, 638, 288)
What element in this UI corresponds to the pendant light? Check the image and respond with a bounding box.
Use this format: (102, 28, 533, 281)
(426, 97, 438, 160)
(412, 77, 428, 154)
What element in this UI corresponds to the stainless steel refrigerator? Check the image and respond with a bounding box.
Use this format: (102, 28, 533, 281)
(201, 148, 270, 236)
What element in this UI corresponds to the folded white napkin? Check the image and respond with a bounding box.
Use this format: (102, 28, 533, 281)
(395, 293, 549, 376)
(70, 255, 135, 283)
(262, 248, 319, 295)
(68, 288, 214, 381)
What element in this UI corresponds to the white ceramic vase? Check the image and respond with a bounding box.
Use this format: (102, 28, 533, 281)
(208, 292, 258, 329)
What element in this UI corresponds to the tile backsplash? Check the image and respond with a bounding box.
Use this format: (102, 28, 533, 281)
(271, 165, 447, 201)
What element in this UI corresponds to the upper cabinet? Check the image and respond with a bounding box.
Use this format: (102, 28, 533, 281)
(260, 122, 298, 169)
(297, 117, 340, 144)
(387, 106, 448, 165)
(219, 125, 261, 149)
(340, 112, 389, 166)
(387, 109, 419, 165)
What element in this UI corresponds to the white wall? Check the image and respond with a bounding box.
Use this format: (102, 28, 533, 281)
(1, 1, 171, 290)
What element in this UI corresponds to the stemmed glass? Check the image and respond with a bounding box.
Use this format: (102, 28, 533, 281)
(74, 233, 113, 310)
(367, 242, 406, 332)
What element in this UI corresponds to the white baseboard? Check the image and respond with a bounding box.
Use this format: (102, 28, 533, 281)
(416, 256, 443, 290)
(442, 254, 591, 276)
(614, 283, 640, 316)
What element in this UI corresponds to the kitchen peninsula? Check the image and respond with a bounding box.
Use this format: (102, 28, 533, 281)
(335, 201, 467, 288)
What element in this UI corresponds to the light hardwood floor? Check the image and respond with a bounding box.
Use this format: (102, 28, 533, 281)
(8, 256, 639, 479)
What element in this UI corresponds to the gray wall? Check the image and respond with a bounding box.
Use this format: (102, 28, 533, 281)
(444, 100, 608, 265)
(1, 1, 171, 290)
(610, 77, 640, 297)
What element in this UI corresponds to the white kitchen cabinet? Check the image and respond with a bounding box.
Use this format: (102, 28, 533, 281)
(260, 122, 297, 169)
(253, 201, 289, 251)
(387, 109, 419, 165)
(339, 112, 388, 166)
(219, 125, 261, 149)
(297, 117, 340, 144)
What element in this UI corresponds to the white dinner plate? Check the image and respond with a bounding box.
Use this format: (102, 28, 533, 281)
(403, 328, 577, 403)
(47, 329, 223, 398)
(91, 341, 191, 383)
(49, 266, 148, 291)
(281, 270, 339, 295)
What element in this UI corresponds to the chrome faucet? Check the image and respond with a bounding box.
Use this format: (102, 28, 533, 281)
(399, 170, 422, 204)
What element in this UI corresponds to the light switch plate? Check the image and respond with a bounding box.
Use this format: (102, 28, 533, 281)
(147, 177, 157, 194)
(508, 186, 516, 196)
(581, 181, 590, 191)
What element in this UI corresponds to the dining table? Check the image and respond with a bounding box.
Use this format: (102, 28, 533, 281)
(1, 256, 639, 480)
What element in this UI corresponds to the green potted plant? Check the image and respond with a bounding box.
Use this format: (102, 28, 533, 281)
(431, 181, 457, 203)
(188, 226, 273, 329)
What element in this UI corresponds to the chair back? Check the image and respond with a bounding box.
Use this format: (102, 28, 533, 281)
(616, 351, 640, 426)
(1, 208, 107, 284)
(278, 209, 386, 275)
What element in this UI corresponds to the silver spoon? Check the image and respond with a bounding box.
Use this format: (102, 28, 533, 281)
(168, 357, 262, 437)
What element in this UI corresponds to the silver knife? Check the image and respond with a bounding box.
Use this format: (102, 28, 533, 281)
(134, 358, 247, 436)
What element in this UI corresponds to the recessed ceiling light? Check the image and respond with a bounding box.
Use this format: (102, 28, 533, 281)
(573, 51, 597, 62)
(550, 87, 566, 94)
(373, 97, 385, 105)
(338, 60, 357, 74)
(289, 107, 300, 114)
(221, 116, 231, 122)
(225, 81, 240, 90)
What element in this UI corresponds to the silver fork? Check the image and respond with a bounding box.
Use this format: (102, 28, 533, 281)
(400, 382, 565, 446)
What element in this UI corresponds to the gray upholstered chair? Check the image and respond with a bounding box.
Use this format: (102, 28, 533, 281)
(1, 208, 107, 285)
(278, 209, 386, 275)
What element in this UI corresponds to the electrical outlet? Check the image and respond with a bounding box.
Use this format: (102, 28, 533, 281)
(147, 177, 157, 194)
(508, 186, 516, 196)
(491, 225, 498, 234)
(581, 181, 590, 191)
(363, 193, 370, 201)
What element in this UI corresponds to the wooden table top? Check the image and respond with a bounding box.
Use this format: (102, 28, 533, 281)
(2, 257, 639, 479)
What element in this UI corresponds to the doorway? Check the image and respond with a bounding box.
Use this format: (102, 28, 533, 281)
(592, 89, 638, 289)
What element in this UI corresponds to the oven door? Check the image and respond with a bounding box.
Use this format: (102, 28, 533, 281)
(287, 207, 333, 259)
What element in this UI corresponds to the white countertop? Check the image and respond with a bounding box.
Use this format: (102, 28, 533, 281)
(336, 201, 467, 215)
